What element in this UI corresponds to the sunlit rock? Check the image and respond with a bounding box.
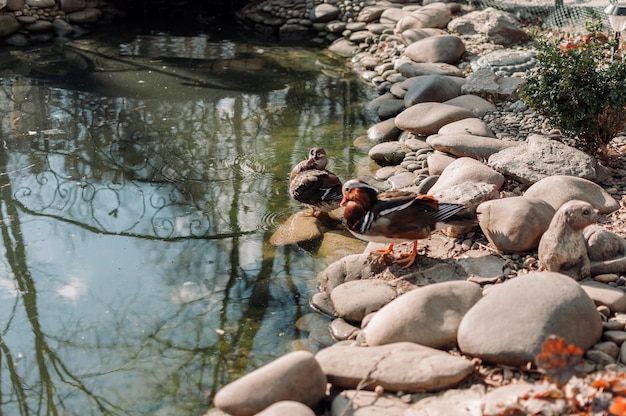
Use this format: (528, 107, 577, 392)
(316, 341, 475, 392)
(427, 157, 505, 195)
(404, 35, 466, 65)
(213, 350, 327, 416)
(457, 272, 603, 367)
(523, 175, 620, 215)
(395, 102, 476, 136)
(364, 280, 482, 348)
(477, 196, 554, 253)
(448, 7, 530, 46)
(330, 279, 397, 322)
(438, 117, 495, 138)
(579, 280, 626, 314)
(405, 385, 485, 415)
(488, 135, 597, 184)
(317, 230, 367, 262)
(331, 390, 410, 415)
(456, 250, 507, 279)
(255, 401, 315, 416)
(443, 95, 496, 118)
(269, 211, 323, 246)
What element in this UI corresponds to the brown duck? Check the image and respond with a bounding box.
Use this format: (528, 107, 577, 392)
(289, 147, 343, 215)
(341, 179, 470, 268)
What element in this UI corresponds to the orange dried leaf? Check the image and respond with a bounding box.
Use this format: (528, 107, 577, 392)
(592, 378, 612, 390)
(532, 388, 563, 400)
(535, 335, 584, 387)
(610, 396, 626, 416)
(611, 379, 626, 395)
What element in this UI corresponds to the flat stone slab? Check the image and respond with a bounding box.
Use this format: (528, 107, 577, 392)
(487, 134, 597, 184)
(315, 341, 475, 392)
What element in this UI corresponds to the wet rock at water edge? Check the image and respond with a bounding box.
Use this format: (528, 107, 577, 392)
(330, 279, 398, 323)
(213, 350, 327, 416)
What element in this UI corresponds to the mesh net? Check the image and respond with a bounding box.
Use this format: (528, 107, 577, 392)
(468, 0, 611, 31)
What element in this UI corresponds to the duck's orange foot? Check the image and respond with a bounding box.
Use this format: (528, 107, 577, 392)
(367, 243, 396, 267)
(395, 241, 418, 269)
(370, 243, 395, 257)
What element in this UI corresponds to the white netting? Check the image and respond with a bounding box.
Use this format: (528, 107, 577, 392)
(469, 0, 611, 30)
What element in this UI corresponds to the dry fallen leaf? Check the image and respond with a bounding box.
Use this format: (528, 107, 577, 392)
(535, 335, 584, 387)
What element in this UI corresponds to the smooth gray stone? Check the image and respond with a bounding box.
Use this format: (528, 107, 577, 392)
(457, 272, 603, 367)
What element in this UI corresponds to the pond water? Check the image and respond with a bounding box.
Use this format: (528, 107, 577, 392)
(0, 18, 377, 415)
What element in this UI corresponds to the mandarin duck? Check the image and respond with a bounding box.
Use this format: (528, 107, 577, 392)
(289, 147, 343, 215)
(340, 179, 471, 268)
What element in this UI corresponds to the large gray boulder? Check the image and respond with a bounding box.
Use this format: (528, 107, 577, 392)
(457, 272, 603, 367)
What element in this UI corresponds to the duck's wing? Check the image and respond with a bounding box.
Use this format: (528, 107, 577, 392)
(290, 169, 343, 208)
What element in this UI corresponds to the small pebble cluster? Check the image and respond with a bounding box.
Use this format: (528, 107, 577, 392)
(0, 0, 114, 45)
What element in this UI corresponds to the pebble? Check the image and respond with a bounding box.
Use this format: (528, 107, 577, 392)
(596, 273, 620, 283)
(0, 0, 106, 43)
(604, 331, 626, 347)
(580, 281, 626, 314)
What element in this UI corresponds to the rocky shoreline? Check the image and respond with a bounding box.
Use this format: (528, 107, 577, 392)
(210, 1, 626, 416)
(0, 0, 119, 45)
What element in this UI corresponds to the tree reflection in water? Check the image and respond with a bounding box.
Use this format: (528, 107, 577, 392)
(0, 33, 375, 415)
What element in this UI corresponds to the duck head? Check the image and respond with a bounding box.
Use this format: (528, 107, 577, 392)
(340, 179, 378, 208)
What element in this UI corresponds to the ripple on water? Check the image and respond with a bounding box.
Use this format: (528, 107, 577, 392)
(223, 154, 268, 179)
(258, 209, 293, 231)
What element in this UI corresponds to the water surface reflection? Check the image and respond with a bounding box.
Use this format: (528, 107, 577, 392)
(0, 26, 376, 414)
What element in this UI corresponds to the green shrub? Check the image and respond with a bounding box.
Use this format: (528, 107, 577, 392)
(520, 20, 626, 158)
